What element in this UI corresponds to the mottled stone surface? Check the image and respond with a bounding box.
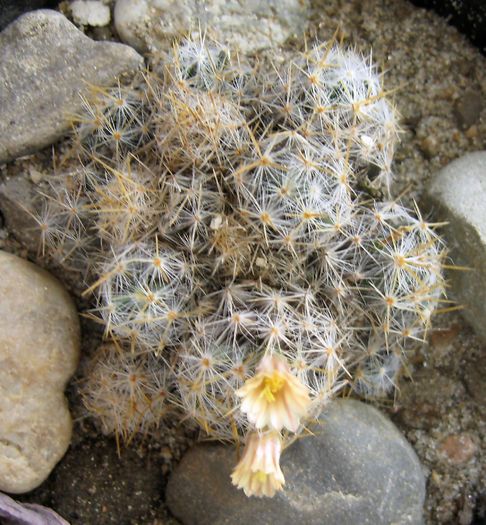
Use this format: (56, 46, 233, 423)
(167, 399, 425, 525)
(0, 9, 143, 164)
(426, 151, 486, 341)
(0, 250, 80, 493)
(114, 0, 309, 53)
(0, 173, 40, 254)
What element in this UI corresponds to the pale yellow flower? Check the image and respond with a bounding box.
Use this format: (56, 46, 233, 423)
(231, 431, 285, 497)
(236, 354, 311, 432)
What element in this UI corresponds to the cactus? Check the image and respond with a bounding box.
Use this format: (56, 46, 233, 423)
(33, 34, 447, 497)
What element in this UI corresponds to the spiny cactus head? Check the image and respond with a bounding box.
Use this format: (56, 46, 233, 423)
(30, 33, 448, 497)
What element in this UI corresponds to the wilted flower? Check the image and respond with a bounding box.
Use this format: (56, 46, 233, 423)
(0, 491, 69, 524)
(236, 354, 311, 432)
(231, 431, 285, 497)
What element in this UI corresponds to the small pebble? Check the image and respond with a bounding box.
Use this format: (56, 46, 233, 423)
(161, 447, 173, 460)
(463, 354, 486, 405)
(439, 434, 477, 465)
(70, 0, 111, 27)
(454, 89, 484, 130)
(420, 135, 439, 158)
(429, 325, 461, 350)
(465, 125, 479, 138)
(28, 167, 43, 184)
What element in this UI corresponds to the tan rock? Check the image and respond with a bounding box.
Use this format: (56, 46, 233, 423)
(0, 251, 80, 493)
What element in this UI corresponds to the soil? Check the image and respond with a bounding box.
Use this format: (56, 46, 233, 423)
(1, 0, 485, 523)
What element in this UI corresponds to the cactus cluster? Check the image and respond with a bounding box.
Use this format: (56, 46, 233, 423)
(32, 34, 446, 495)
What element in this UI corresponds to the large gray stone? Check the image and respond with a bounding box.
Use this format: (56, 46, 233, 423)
(166, 399, 425, 525)
(0, 250, 80, 493)
(426, 151, 486, 341)
(114, 0, 309, 54)
(0, 9, 143, 164)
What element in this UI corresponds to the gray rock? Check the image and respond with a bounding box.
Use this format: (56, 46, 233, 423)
(114, 0, 309, 54)
(166, 399, 425, 525)
(0, 250, 80, 493)
(0, 10, 143, 164)
(453, 90, 483, 130)
(426, 151, 486, 341)
(0, 173, 40, 254)
(463, 353, 486, 407)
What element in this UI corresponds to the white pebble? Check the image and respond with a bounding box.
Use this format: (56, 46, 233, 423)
(70, 0, 111, 27)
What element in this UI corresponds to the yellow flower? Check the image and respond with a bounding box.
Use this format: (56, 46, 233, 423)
(236, 354, 311, 432)
(231, 431, 285, 497)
